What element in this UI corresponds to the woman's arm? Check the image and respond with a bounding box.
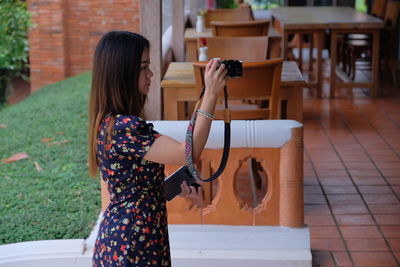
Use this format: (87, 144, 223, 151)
(144, 59, 227, 165)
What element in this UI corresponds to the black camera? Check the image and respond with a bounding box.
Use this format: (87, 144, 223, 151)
(220, 60, 243, 78)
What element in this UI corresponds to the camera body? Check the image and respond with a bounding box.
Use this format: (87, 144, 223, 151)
(220, 59, 243, 78)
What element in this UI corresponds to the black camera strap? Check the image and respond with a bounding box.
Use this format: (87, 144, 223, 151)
(184, 86, 231, 182)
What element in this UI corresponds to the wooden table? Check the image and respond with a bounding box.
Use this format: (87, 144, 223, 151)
(161, 61, 305, 122)
(271, 7, 384, 98)
(184, 27, 282, 61)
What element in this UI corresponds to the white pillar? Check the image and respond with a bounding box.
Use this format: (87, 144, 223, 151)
(141, 0, 162, 120)
(172, 0, 185, 62)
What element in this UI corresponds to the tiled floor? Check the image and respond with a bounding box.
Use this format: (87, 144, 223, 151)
(301, 62, 400, 266)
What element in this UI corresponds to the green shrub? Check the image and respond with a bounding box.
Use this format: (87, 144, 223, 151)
(216, 0, 238, 9)
(0, 73, 101, 245)
(0, 0, 31, 107)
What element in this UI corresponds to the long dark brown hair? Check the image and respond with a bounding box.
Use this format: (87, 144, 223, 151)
(88, 31, 150, 177)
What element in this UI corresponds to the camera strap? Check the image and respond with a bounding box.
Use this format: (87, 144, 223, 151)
(184, 86, 231, 182)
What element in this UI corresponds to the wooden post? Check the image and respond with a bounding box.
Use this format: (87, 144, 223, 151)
(172, 0, 185, 62)
(141, 0, 162, 120)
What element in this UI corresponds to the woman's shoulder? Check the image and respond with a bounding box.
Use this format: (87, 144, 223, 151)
(113, 114, 154, 133)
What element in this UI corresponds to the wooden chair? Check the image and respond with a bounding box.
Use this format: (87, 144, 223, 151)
(204, 8, 254, 28)
(193, 59, 283, 206)
(345, 0, 400, 81)
(193, 59, 283, 120)
(196, 36, 269, 61)
(211, 20, 270, 37)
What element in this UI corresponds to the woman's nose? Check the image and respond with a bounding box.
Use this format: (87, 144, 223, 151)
(148, 68, 154, 78)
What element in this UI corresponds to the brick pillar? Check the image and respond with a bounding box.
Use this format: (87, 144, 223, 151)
(27, 0, 141, 92)
(27, 0, 67, 91)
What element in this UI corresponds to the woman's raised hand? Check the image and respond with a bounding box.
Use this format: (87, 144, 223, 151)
(204, 59, 228, 98)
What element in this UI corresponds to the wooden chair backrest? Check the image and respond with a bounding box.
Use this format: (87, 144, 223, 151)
(196, 36, 269, 62)
(384, 1, 400, 30)
(192, 59, 283, 120)
(211, 20, 270, 37)
(204, 8, 254, 28)
(372, 0, 388, 19)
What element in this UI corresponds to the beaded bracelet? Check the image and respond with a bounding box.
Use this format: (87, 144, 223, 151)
(197, 109, 215, 120)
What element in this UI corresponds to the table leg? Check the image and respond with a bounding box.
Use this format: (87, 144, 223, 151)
(309, 33, 314, 71)
(283, 31, 289, 60)
(299, 34, 304, 71)
(330, 30, 338, 98)
(316, 30, 324, 98)
(371, 29, 380, 97)
(164, 88, 179, 120)
(286, 86, 303, 122)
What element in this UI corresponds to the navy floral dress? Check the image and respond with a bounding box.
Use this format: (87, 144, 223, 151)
(92, 114, 170, 267)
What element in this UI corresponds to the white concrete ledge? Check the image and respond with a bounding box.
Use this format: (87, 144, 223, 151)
(151, 120, 303, 149)
(169, 224, 311, 267)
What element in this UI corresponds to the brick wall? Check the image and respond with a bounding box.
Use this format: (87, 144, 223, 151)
(27, 0, 141, 91)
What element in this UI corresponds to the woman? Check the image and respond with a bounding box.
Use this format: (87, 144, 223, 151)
(88, 31, 227, 266)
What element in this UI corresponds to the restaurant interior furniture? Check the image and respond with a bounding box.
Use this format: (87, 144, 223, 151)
(195, 36, 269, 61)
(204, 7, 254, 28)
(211, 20, 270, 37)
(184, 27, 282, 61)
(193, 59, 283, 120)
(345, 0, 400, 80)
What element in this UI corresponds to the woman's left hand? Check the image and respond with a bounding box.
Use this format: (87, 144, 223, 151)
(179, 181, 203, 207)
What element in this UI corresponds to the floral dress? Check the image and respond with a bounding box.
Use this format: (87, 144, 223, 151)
(92, 114, 170, 267)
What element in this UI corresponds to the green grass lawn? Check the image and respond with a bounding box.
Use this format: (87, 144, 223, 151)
(0, 72, 101, 245)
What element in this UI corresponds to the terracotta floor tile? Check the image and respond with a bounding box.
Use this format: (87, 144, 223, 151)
(381, 226, 400, 238)
(317, 169, 350, 177)
(387, 239, 400, 251)
(370, 154, 400, 162)
(327, 194, 363, 205)
(366, 149, 397, 156)
(368, 204, 400, 214)
(335, 214, 376, 226)
(394, 251, 400, 262)
(310, 226, 341, 239)
(375, 162, 400, 170)
(305, 204, 331, 215)
(353, 176, 387, 186)
(374, 215, 400, 225)
(311, 238, 346, 251)
(312, 251, 335, 266)
(313, 162, 346, 169)
(305, 195, 328, 205)
(358, 185, 394, 194)
(305, 176, 320, 185)
(323, 185, 358, 195)
(304, 185, 324, 195)
(387, 177, 400, 186)
(363, 194, 400, 204)
(339, 153, 371, 162)
(331, 204, 369, 215)
(381, 169, 400, 177)
(340, 226, 382, 238)
(332, 251, 353, 267)
(392, 186, 400, 195)
(348, 169, 382, 177)
(351, 252, 397, 267)
(345, 238, 389, 251)
(305, 214, 336, 226)
(319, 177, 353, 186)
(345, 162, 377, 169)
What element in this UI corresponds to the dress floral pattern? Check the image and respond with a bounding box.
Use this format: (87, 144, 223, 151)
(92, 114, 170, 267)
